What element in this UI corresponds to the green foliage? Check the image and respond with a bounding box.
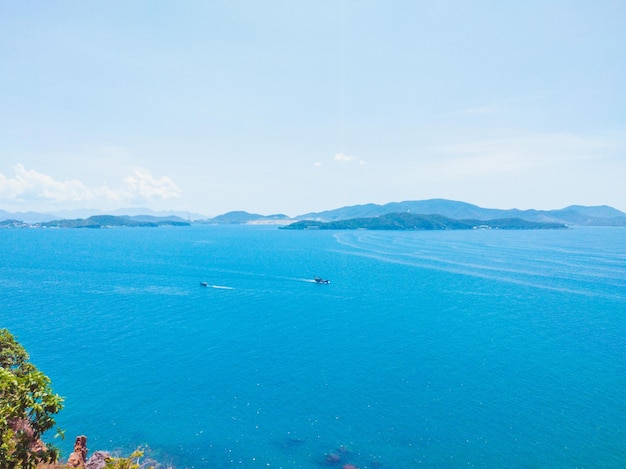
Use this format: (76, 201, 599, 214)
(105, 447, 155, 469)
(0, 329, 64, 469)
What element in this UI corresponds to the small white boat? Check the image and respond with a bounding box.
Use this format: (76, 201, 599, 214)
(314, 276, 330, 284)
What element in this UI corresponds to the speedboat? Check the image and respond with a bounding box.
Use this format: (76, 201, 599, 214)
(314, 276, 330, 284)
(200, 282, 209, 287)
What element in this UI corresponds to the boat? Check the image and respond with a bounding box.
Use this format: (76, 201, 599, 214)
(200, 282, 209, 287)
(314, 276, 330, 284)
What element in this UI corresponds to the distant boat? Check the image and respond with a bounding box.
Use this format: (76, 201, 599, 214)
(200, 282, 209, 287)
(313, 276, 330, 284)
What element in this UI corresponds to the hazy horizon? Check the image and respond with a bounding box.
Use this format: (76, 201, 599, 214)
(1, 1, 625, 216)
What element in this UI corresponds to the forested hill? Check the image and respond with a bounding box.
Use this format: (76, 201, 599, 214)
(281, 212, 568, 231)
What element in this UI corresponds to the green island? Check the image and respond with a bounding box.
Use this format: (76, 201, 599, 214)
(280, 212, 569, 230)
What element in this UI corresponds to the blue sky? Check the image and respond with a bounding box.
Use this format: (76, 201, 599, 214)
(1, 1, 625, 216)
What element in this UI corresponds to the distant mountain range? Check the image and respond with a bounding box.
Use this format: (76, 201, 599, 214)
(196, 211, 291, 225)
(293, 199, 626, 226)
(2, 199, 626, 228)
(202, 199, 626, 227)
(0, 215, 190, 229)
(0, 207, 203, 224)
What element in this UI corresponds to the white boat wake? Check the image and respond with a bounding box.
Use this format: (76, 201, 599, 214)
(200, 282, 234, 290)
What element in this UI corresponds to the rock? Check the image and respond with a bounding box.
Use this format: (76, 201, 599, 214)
(86, 451, 112, 469)
(67, 435, 88, 467)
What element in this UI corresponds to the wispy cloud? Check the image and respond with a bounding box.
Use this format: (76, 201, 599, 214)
(445, 93, 548, 118)
(0, 164, 181, 208)
(334, 152, 354, 162)
(426, 132, 620, 181)
(334, 152, 366, 165)
(446, 105, 498, 117)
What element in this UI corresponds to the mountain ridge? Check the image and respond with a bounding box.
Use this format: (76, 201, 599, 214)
(0, 215, 191, 229)
(293, 199, 626, 226)
(197, 211, 291, 225)
(2, 199, 626, 227)
(0, 207, 205, 224)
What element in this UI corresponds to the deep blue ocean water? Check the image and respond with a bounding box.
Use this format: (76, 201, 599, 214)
(1, 225, 625, 468)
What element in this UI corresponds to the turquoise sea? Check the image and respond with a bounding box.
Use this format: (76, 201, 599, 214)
(1, 225, 625, 468)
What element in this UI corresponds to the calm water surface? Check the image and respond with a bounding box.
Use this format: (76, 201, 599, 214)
(1, 225, 625, 468)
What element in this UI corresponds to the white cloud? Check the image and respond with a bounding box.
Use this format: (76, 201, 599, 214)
(334, 152, 354, 162)
(0, 164, 181, 209)
(0, 164, 93, 203)
(334, 152, 366, 165)
(122, 170, 181, 200)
